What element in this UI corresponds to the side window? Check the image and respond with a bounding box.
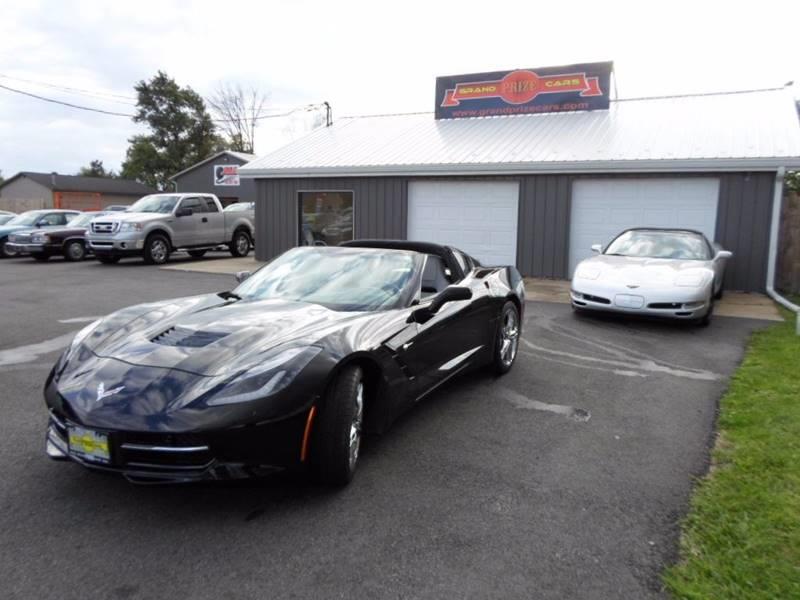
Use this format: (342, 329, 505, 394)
(201, 198, 219, 213)
(420, 255, 451, 298)
(39, 213, 64, 226)
(180, 197, 203, 214)
(452, 250, 468, 274)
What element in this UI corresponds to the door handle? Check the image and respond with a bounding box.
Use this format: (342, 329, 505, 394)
(201, 217, 208, 223)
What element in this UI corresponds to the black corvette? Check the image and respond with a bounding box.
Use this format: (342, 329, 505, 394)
(45, 241, 525, 485)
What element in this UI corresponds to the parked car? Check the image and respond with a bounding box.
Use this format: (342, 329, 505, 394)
(570, 227, 732, 326)
(87, 193, 255, 265)
(0, 210, 80, 258)
(44, 240, 525, 485)
(0, 214, 15, 226)
(104, 205, 130, 212)
(7, 211, 107, 261)
(223, 201, 255, 212)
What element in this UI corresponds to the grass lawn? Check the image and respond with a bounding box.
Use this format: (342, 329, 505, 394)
(664, 308, 800, 599)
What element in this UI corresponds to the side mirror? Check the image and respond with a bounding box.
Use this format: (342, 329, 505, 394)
(410, 286, 473, 323)
(234, 270, 251, 284)
(591, 244, 602, 253)
(175, 207, 193, 217)
(715, 250, 733, 260)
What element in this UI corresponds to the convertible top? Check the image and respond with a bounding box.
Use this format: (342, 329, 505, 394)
(340, 239, 467, 279)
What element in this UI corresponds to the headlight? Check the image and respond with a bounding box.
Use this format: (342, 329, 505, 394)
(60, 319, 103, 368)
(575, 265, 601, 280)
(119, 222, 142, 232)
(32, 234, 50, 243)
(675, 273, 705, 287)
(206, 345, 322, 406)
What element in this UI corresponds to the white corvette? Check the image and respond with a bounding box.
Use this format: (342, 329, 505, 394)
(570, 228, 732, 326)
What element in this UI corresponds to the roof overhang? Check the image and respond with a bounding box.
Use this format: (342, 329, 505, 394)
(240, 157, 800, 179)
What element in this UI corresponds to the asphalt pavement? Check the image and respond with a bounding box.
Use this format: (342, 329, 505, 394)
(0, 255, 769, 599)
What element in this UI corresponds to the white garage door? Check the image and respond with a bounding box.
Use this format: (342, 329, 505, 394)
(568, 178, 720, 275)
(408, 181, 519, 266)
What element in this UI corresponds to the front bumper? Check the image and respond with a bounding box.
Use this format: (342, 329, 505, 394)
(45, 406, 310, 484)
(570, 283, 710, 319)
(6, 242, 46, 254)
(88, 233, 145, 255)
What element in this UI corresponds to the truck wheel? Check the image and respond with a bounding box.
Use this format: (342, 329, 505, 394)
(97, 255, 120, 264)
(187, 249, 207, 259)
(63, 241, 86, 262)
(229, 229, 251, 257)
(144, 234, 170, 265)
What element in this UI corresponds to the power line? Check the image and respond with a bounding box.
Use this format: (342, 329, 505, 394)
(0, 73, 138, 103)
(0, 81, 325, 123)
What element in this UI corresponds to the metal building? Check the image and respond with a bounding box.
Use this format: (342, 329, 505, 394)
(170, 150, 257, 208)
(240, 87, 800, 292)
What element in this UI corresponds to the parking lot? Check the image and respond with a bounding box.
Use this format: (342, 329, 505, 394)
(0, 256, 769, 599)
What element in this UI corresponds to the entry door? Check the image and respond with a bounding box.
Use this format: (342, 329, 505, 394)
(408, 181, 519, 266)
(568, 178, 720, 275)
(172, 197, 204, 247)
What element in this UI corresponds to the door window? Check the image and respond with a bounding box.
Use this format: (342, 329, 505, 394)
(299, 191, 353, 247)
(39, 213, 68, 226)
(201, 198, 220, 213)
(179, 197, 203, 214)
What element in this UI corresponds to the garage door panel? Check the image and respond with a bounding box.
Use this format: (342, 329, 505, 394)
(569, 179, 719, 275)
(408, 181, 519, 266)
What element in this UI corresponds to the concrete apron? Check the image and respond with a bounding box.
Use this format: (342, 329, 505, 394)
(525, 277, 783, 322)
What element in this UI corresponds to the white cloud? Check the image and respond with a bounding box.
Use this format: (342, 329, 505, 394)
(1, 0, 799, 177)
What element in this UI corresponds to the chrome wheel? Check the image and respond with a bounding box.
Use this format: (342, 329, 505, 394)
(150, 239, 168, 263)
(236, 233, 250, 255)
(67, 242, 84, 261)
(348, 382, 364, 470)
(500, 309, 520, 367)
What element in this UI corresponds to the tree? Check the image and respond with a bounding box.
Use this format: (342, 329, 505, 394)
(77, 160, 115, 178)
(0, 170, 4, 186)
(207, 82, 269, 154)
(121, 71, 222, 190)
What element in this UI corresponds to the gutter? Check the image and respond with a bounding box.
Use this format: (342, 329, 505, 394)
(765, 166, 800, 334)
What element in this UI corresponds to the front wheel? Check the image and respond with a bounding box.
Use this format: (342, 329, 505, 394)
(143, 234, 170, 265)
(63, 241, 86, 262)
(493, 301, 520, 375)
(0, 238, 18, 258)
(229, 229, 251, 258)
(310, 365, 364, 486)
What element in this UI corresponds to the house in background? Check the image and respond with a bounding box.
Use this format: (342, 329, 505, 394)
(0, 172, 155, 213)
(170, 150, 257, 208)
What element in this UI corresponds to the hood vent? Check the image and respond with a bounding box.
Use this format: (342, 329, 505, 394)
(151, 326, 229, 348)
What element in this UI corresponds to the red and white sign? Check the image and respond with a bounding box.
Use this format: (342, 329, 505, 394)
(214, 164, 240, 186)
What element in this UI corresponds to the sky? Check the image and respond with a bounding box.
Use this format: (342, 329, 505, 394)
(1, 0, 799, 178)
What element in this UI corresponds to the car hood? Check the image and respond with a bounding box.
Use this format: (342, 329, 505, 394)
(575, 254, 713, 287)
(98, 212, 168, 224)
(0, 224, 31, 236)
(73, 293, 375, 377)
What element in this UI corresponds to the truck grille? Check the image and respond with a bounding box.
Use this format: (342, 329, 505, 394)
(92, 221, 119, 234)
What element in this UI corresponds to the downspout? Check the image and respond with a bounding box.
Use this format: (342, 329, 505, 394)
(765, 166, 800, 334)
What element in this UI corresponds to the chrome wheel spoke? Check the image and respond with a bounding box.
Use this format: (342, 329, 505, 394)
(348, 382, 364, 469)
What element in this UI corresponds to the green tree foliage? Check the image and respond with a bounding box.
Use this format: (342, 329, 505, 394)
(121, 71, 222, 190)
(786, 171, 800, 193)
(77, 159, 115, 178)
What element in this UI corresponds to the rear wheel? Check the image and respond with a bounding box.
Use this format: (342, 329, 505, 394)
(310, 365, 364, 486)
(63, 241, 86, 262)
(493, 301, 520, 375)
(0, 238, 17, 258)
(187, 249, 207, 259)
(229, 229, 251, 257)
(96, 254, 120, 264)
(31, 253, 49, 262)
(143, 234, 170, 265)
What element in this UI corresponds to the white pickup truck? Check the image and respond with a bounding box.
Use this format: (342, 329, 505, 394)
(87, 193, 255, 265)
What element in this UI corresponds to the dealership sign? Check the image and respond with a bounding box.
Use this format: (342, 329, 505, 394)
(435, 61, 613, 119)
(214, 164, 240, 186)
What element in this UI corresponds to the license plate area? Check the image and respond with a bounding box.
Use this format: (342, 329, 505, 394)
(68, 425, 111, 464)
(614, 294, 645, 309)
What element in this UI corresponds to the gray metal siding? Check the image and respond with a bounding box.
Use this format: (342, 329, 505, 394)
(173, 155, 257, 203)
(254, 178, 407, 261)
(254, 172, 774, 292)
(517, 175, 571, 278)
(716, 173, 774, 292)
(0, 177, 52, 212)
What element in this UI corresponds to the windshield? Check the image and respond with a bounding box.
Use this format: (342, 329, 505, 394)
(0, 215, 13, 225)
(128, 194, 180, 214)
(6, 211, 43, 226)
(68, 213, 98, 227)
(234, 247, 418, 311)
(605, 230, 711, 260)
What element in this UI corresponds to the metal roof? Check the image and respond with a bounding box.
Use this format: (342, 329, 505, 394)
(0, 172, 155, 195)
(240, 88, 800, 177)
(170, 150, 257, 180)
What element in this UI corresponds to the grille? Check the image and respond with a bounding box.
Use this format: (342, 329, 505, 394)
(151, 326, 229, 348)
(9, 232, 31, 243)
(92, 221, 118, 234)
(582, 293, 611, 305)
